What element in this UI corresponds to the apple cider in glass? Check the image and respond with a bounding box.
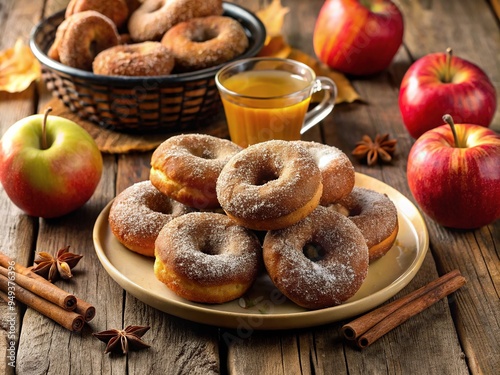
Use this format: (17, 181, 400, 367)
(220, 70, 311, 147)
(216, 58, 337, 148)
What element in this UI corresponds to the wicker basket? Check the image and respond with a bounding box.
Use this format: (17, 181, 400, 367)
(29, 3, 266, 134)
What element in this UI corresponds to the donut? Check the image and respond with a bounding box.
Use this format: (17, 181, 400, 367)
(161, 16, 249, 72)
(128, 0, 223, 42)
(293, 141, 355, 205)
(108, 180, 194, 257)
(216, 140, 323, 231)
(48, 11, 120, 71)
(263, 206, 369, 309)
(154, 212, 262, 304)
(65, 0, 129, 29)
(150, 134, 242, 209)
(328, 187, 399, 262)
(93, 42, 175, 76)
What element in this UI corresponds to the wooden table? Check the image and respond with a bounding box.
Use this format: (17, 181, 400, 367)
(1, 0, 499, 374)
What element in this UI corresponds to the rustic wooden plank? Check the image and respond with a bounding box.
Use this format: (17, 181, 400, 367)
(427, 224, 500, 375)
(126, 297, 220, 375)
(225, 330, 303, 375)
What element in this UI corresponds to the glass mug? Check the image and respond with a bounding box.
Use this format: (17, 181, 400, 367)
(215, 57, 337, 148)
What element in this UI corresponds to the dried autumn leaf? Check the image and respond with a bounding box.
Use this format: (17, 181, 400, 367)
(0, 39, 41, 93)
(256, 0, 290, 38)
(288, 49, 361, 104)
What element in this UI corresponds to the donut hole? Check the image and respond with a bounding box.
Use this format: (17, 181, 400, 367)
(254, 169, 280, 186)
(147, 198, 174, 215)
(190, 147, 217, 160)
(89, 40, 98, 58)
(190, 28, 219, 43)
(347, 204, 362, 217)
(303, 242, 326, 262)
(199, 243, 219, 256)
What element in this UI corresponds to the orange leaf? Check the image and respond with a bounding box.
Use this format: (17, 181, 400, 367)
(256, 0, 290, 38)
(257, 35, 292, 58)
(0, 39, 41, 93)
(287, 49, 362, 104)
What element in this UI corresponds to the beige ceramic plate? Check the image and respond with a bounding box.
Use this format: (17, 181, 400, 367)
(93, 173, 428, 330)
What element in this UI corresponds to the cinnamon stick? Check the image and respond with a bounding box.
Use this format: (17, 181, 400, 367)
(74, 297, 96, 322)
(0, 274, 85, 332)
(341, 270, 466, 349)
(0, 265, 77, 311)
(0, 251, 95, 322)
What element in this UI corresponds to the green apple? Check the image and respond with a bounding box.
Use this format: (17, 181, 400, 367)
(0, 109, 103, 218)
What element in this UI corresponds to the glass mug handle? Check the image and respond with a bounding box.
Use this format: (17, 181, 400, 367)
(300, 76, 338, 134)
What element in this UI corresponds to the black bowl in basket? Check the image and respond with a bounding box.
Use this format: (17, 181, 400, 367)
(29, 3, 266, 134)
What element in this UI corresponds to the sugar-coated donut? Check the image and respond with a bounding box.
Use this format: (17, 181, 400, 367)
(48, 11, 120, 71)
(161, 16, 249, 72)
(150, 134, 242, 209)
(109, 180, 194, 257)
(293, 141, 355, 205)
(93, 42, 175, 76)
(328, 187, 399, 262)
(216, 140, 323, 231)
(154, 212, 262, 304)
(263, 206, 369, 309)
(128, 0, 223, 42)
(65, 0, 129, 29)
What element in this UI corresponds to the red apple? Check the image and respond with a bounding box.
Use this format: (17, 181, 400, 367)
(399, 49, 497, 139)
(407, 115, 500, 229)
(0, 109, 103, 218)
(313, 0, 404, 76)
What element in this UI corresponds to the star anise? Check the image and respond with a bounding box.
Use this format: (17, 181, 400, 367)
(32, 246, 83, 282)
(93, 325, 151, 355)
(352, 133, 397, 166)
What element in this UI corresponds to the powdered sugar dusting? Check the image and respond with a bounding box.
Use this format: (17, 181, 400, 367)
(151, 134, 242, 187)
(329, 187, 398, 247)
(263, 206, 369, 309)
(109, 180, 193, 247)
(156, 212, 261, 285)
(216, 140, 321, 220)
(294, 141, 355, 205)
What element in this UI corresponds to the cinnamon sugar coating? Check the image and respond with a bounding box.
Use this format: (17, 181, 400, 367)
(154, 212, 262, 304)
(263, 206, 369, 309)
(93, 42, 175, 76)
(161, 15, 249, 72)
(216, 140, 323, 231)
(109, 180, 194, 257)
(128, 0, 223, 42)
(328, 187, 399, 262)
(65, 0, 129, 28)
(293, 141, 355, 205)
(49, 11, 120, 71)
(150, 134, 242, 209)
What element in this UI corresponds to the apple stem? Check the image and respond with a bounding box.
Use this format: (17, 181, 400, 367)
(42, 107, 52, 150)
(442, 114, 459, 148)
(444, 47, 453, 83)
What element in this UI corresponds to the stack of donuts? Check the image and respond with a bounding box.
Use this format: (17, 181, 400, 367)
(108, 134, 399, 309)
(47, 0, 249, 75)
